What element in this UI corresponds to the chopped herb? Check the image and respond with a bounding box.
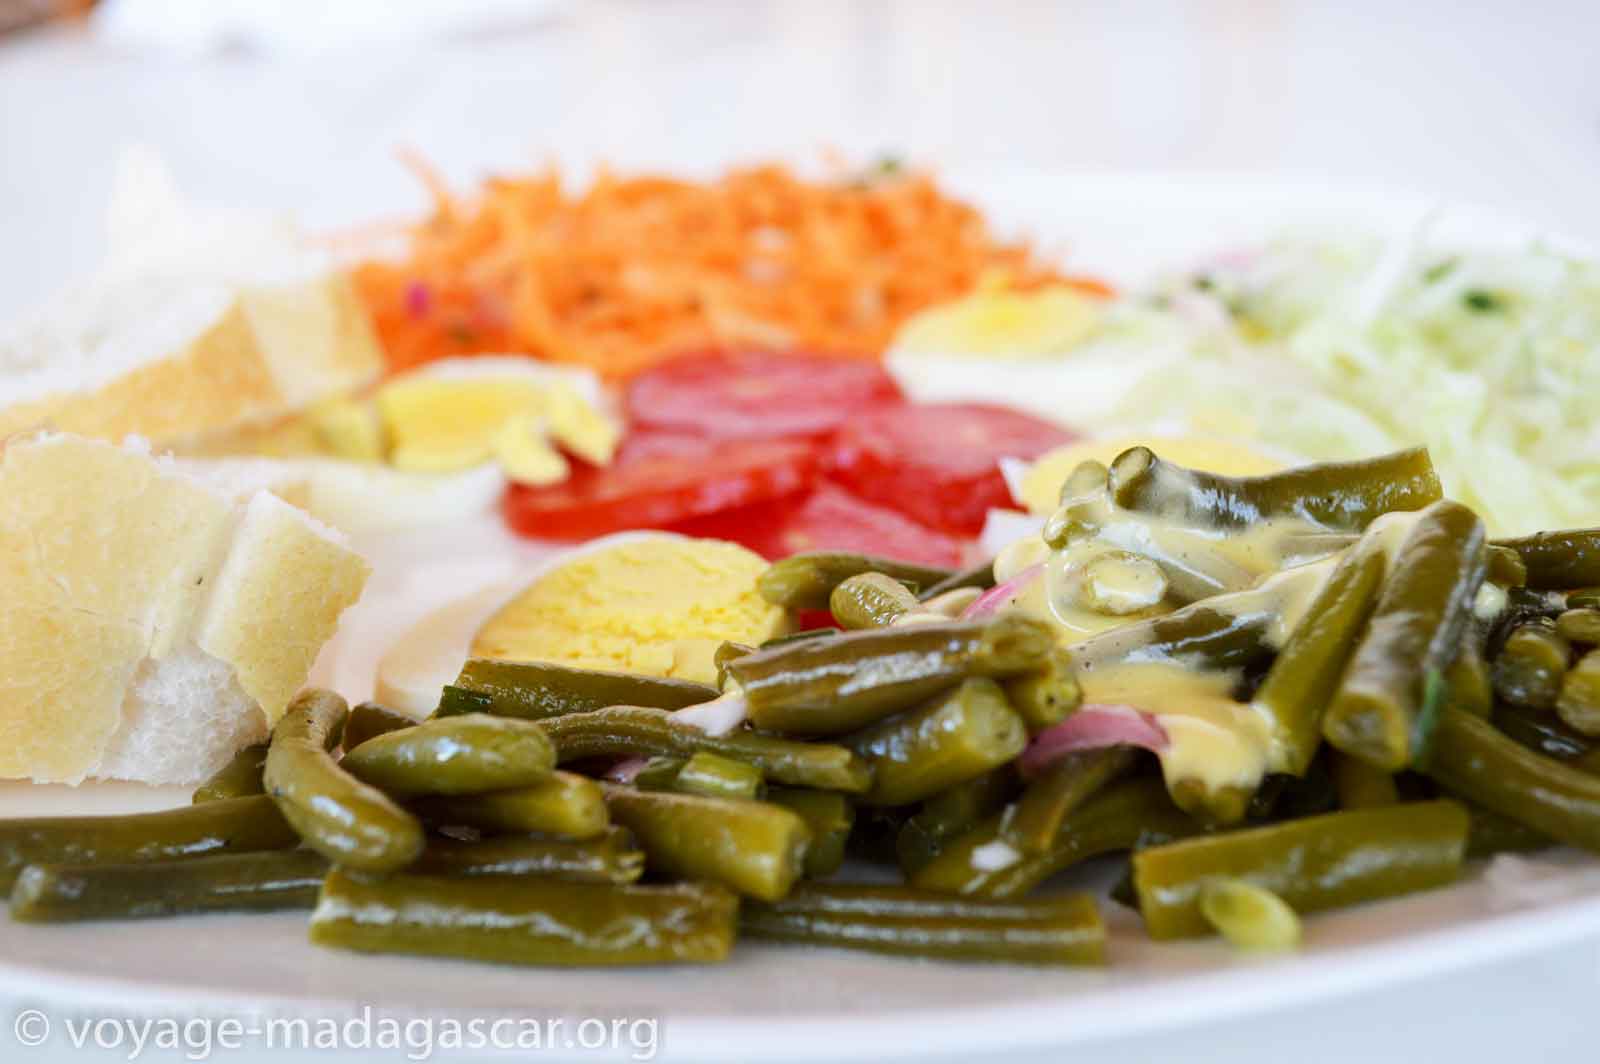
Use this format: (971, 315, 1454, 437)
(1192, 274, 1216, 292)
(1462, 289, 1504, 313)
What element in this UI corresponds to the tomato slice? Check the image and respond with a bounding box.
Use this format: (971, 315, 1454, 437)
(504, 433, 819, 541)
(829, 402, 1076, 536)
(625, 349, 903, 439)
(670, 482, 968, 568)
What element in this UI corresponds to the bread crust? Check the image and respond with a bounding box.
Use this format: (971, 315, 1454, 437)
(0, 274, 383, 447)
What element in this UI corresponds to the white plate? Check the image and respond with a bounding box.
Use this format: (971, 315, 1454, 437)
(2, 172, 1597, 1063)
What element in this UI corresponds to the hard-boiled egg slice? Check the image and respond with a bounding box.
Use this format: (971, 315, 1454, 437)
(375, 356, 621, 475)
(372, 531, 791, 715)
(893, 282, 1102, 358)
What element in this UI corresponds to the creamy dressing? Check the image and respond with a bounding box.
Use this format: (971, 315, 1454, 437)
(994, 476, 1436, 804)
(1474, 582, 1509, 622)
(1077, 662, 1277, 791)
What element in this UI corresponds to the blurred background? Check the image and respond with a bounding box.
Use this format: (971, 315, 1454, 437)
(1, 0, 1597, 323)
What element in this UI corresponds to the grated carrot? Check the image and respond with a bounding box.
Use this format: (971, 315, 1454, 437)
(353, 161, 1108, 378)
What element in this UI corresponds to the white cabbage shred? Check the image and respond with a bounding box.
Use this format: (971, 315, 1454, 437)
(1105, 227, 1600, 535)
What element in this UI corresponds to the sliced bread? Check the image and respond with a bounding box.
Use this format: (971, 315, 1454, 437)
(0, 432, 370, 785)
(0, 151, 384, 449)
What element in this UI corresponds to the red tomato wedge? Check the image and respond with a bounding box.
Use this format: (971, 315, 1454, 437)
(670, 482, 968, 568)
(625, 349, 904, 439)
(829, 402, 1075, 536)
(504, 434, 819, 541)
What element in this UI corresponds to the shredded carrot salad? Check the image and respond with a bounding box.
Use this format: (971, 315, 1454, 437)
(354, 162, 1106, 378)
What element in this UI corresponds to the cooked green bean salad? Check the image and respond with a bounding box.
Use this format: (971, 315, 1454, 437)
(7, 446, 1600, 967)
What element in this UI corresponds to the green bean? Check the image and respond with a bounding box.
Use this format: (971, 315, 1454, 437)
(766, 789, 854, 878)
(311, 870, 738, 966)
(1569, 588, 1600, 611)
(1068, 592, 1278, 675)
(895, 769, 1018, 876)
(1043, 500, 1101, 553)
(1492, 703, 1595, 761)
(741, 883, 1105, 966)
(714, 641, 756, 686)
(1278, 531, 1361, 565)
(631, 756, 687, 791)
(1487, 587, 1569, 658)
(343, 702, 417, 751)
(758, 552, 954, 610)
(917, 560, 997, 602)
(830, 572, 919, 629)
(1078, 551, 1170, 613)
(600, 785, 809, 902)
(1426, 707, 1600, 852)
(1556, 609, 1600, 646)
(1492, 621, 1571, 712)
(1199, 879, 1302, 950)
(198, 723, 343, 804)
(1003, 747, 1137, 854)
(912, 777, 1199, 898)
(1108, 445, 1441, 531)
(411, 772, 608, 840)
(673, 751, 765, 801)
(1463, 801, 1552, 859)
(263, 688, 424, 874)
(9, 850, 329, 922)
(1444, 640, 1494, 719)
(1253, 530, 1389, 775)
(1059, 457, 1112, 505)
(1132, 799, 1468, 939)
(1493, 528, 1600, 591)
(847, 679, 1028, 806)
(1574, 747, 1600, 776)
(440, 659, 718, 721)
(192, 744, 269, 803)
(435, 685, 494, 717)
(340, 713, 555, 797)
(760, 627, 843, 649)
(1557, 650, 1600, 736)
(1486, 545, 1528, 588)
(1002, 646, 1082, 734)
(0, 796, 300, 893)
(728, 617, 1052, 737)
(538, 706, 871, 792)
(1324, 500, 1488, 770)
(409, 827, 644, 884)
(1330, 751, 1399, 809)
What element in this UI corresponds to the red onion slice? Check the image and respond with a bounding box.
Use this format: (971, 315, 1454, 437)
(1018, 704, 1170, 778)
(961, 562, 1044, 621)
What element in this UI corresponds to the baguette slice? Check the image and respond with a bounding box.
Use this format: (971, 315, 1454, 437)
(0, 151, 384, 449)
(0, 433, 370, 785)
(0, 275, 383, 449)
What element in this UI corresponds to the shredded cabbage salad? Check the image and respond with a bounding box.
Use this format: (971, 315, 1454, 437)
(1110, 227, 1600, 534)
